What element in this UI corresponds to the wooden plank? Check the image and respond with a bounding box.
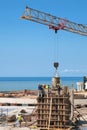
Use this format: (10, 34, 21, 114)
(48, 97, 52, 130)
(39, 128, 72, 130)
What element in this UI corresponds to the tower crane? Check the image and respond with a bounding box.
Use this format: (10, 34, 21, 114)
(21, 6, 87, 75)
(21, 6, 87, 35)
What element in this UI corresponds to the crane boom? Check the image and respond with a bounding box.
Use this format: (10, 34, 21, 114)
(21, 6, 87, 36)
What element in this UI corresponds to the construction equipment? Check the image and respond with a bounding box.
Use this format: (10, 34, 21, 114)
(21, 6, 87, 129)
(21, 6, 87, 75)
(21, 6, 87, 36)
(21, 5, 87, 82)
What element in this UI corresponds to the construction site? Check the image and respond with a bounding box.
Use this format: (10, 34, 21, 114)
(0, 78, 78, 130)
(0, 76, 87, 130)
(0, 2, 87, 130)
(37, 78, 72, 130)
(21, 6, 87, 130)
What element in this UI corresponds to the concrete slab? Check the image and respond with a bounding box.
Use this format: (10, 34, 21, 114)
(0, 126, 30, 130)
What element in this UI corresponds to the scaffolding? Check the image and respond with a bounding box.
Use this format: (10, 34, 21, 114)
(37, 81, 71, 130)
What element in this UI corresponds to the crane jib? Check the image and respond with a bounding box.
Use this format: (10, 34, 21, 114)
(21, 6, 87, 36)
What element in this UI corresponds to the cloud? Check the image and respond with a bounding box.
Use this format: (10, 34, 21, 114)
(61, 69, 81, 73)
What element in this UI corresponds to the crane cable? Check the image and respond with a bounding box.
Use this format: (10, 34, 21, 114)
(53, 31, 59, 77)
(55, 32, 59, 62)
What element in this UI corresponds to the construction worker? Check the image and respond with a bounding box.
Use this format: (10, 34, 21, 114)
(46, 85, 48, 89)
(17, 114, 23, 127)
(57, 84, 62, 95)
(38, 84, 43, 97)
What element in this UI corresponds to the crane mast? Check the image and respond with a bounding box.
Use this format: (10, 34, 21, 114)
(21, 6, 87, 36)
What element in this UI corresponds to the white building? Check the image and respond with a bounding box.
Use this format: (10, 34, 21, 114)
(76, 82, 84, 91)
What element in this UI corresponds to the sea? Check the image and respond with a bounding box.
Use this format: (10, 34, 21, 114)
(0, 77, 83, 91)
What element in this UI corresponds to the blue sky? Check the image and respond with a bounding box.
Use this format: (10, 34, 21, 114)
(0, 0, 87, 77)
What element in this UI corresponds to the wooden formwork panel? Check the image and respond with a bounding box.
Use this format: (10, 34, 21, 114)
(37, 94, 71, 129)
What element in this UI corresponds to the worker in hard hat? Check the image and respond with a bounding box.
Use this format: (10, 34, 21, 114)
(46, 85, 48, 89)
(17, 114, 23, 127)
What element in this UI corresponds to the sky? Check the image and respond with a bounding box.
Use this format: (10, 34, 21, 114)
(0, 0, 87, 77)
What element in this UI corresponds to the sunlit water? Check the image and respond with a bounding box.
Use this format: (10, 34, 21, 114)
(0, 77, 83, 91)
